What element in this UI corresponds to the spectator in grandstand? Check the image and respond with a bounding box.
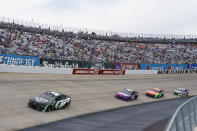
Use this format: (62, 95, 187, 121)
(0, 23, 197, 65)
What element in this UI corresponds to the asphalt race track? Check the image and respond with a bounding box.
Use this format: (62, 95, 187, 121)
(19, 97, 192, 131)
(0, 73, 197, 131)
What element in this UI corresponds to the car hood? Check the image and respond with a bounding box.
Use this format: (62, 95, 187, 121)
(30, 96, 52, 105)
(146, 91, 158, 95)
(116, 92, 130, 97)
(174, 90, 181, 92)
(174, 90, 184, 93)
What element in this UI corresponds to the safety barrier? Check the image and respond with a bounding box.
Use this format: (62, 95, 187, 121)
(165, 96, 197, 131)
(0, 64, 73, 74)
(125, 70, 158, 75)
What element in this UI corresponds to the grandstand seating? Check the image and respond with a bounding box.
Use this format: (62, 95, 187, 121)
(0, 22, 197, 64)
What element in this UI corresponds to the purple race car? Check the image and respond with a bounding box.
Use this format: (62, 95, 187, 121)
(115, 89, 138, 101)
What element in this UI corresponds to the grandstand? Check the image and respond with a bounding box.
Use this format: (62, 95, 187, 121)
(0, 17, 197, 131)
(0, 17, 197, 70)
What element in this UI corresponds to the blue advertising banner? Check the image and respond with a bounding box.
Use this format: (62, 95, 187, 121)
(0, 54, 40, 66)
(140, 64, 188, 70)
(189, 64, 197, 69)
(169, 64, 188, 70)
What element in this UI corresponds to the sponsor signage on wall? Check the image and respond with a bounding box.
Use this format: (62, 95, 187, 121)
(189, 64, 197, 69)
(72, 69, 125, 75)
(40, 58, 114, 69)
(40, 58, 79, 68)
(0, 54, 40, 66)
(114, 63, 140, 70)
(140, 64, 188, 70)
(98, 70, 125, 75)
(72, 69, 98, 75)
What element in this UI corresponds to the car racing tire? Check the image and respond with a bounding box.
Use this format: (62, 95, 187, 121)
(28, 103, 32, 108)
(128, 98, 132, 101)
(124, 97, 128, 101)
(134, 96, 138, 100)
(46, 106, 52, 112)
(61, 105, 66, 109)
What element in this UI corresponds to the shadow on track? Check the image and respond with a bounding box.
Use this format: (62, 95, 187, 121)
(19, 97, 193, 131)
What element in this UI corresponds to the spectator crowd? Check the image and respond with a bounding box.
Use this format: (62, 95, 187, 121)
(0, 25, 197, 64)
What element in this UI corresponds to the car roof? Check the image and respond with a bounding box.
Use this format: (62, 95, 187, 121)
(177, 88, 186, 90)
(45, 91, 62, 97)
(124, 89, 134, 92)
(152, 88, 161, 91)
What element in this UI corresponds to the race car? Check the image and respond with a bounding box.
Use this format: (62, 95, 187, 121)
(115, 89, 138, 101)
(146, 88, 164, 98)
(173, 88, 189, 97)
(28, 91, 71, 112)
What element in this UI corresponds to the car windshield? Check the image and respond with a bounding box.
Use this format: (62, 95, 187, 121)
(122, 90, 132, 95)
(177, 88, 185, 91)
(151, 89, 160, 93)
(39, 92, 56, 101)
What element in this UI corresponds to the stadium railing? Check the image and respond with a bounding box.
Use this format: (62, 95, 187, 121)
(1, 16, 197, 40)
(165, 96, 197, 131)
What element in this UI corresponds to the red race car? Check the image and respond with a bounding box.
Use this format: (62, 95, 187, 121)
(145, 88, 164, 98)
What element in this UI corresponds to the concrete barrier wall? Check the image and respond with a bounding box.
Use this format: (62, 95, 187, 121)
(0, 64, 73, 74)
(125, 70, 158, 75)
(0, 64, 158, 75)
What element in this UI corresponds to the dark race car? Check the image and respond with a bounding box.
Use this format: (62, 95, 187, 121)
(146, 88, 164, 98)
(28, 91, 71, 112)
(173, 88, 189, 97)
(115, 89, 138, 101)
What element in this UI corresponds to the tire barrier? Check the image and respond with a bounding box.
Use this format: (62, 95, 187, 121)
(158, 69, 197, 74)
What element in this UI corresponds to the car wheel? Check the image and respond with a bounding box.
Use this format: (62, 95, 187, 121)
(61, 105, 66, 109)
(47, 106, 52, 112)
(128, 98, 132, 101)
(134, 96, 138, 100)
(28, 103, 32, 108)
(124, 97, 128, 101)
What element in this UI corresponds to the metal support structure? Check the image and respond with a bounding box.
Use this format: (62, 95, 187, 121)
(0, 16, 197, 39)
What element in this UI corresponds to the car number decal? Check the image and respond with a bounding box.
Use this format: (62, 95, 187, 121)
(55, 99, 68, 109)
